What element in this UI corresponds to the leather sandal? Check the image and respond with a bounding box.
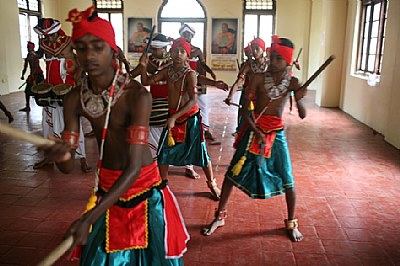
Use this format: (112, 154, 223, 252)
(206, 178, 221, 200)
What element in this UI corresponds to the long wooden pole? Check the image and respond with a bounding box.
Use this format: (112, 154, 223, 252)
(37, 236, 73, 266)
(299, 55, 336, 90)
(0, 122, 55, 145)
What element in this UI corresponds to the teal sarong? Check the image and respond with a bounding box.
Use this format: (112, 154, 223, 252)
(226, 128, 295, 199)
(80, 189, 184, 266)
(157, 112, 210, 167)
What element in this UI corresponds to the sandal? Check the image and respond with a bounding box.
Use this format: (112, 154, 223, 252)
(203, 209, 227, 236)
(206, 178, 221, 200)
(284, 218, 304, 242)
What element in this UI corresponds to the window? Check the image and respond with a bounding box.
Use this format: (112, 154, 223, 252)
(93, 0, 124, 49)
(243, 0, 275, 53)
(158, 0, 207, 52)
(357, 0, 388, 75)
(18, 0, 41, 57)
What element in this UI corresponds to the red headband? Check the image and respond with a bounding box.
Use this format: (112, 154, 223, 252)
(171, 37, 191, 57)
(66, 6, 117, 52)
(244, 44, 252, 53)
(270, 35, 293, 65)
(251, 38, 265, 52)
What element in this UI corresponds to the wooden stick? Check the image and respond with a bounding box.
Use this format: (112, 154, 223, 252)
(144, 25, 156, 54)
(37, 236, 73, 266)
(0, 122, 55, 145)
(299, 55, 336, 90)
(223, 100, 242, 108)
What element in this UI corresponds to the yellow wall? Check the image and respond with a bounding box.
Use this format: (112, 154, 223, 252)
(341, 0, 400, 148)
(0, 0, 24, 95)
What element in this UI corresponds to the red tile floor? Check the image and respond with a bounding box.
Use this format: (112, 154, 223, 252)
(0, 88, 400, 266)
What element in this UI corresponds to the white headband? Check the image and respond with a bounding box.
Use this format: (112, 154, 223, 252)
(179, 24, 195, 37)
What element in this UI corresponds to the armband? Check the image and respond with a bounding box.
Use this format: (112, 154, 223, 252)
(61, 131, 79, 150)
(126, 125, 149, 145)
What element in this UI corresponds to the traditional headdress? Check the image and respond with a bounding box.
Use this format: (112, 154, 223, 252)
(34, 18, 62, 36)
(270, 35, 294, 65)
(250, 38, 266, 52)
(147, 33, 170, 49)
(66, 6, 117, 52)
(179, 24, 196, 37)
(171, 37, 191, 56)
(27, 41, 35, 49)
(244, 44, 252, 53)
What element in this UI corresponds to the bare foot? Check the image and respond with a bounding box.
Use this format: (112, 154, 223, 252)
(203, 218, 225, 236)
(285, 219, 303, 242)
(204, 131, 216, 141)
(19, 107, 30, 112)
(80, 158, 92, 173)
(33, 158, 54, 169)
(6, 112, 13, 123)
(185, 168, 200, 179)
(84, 130, 95, 137)
(206, 179, 221, 200)
(287, 228, 303, 242)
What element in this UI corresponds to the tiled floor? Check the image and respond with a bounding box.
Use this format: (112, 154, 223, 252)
(1, 88, 400, 266)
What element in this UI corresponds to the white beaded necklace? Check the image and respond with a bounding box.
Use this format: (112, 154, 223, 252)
(80, 72, 130, 118)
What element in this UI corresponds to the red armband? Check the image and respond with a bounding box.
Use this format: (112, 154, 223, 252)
(61, 131, 79, 150)
(126, 125, 149, 145)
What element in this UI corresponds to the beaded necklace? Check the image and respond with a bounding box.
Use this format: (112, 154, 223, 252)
(167, 65, 190, 82)
(264, 71, 292, 100)
(80, 72, 130, 119)
(250, 57, 268, 73)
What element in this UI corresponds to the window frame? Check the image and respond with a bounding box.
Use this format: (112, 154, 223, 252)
(242, 0, 276, 58)
(157, 0, 208, 57)
(18, 0, 42, 58)
(92, 0, 124, 50)
(356, 0, 388, 75)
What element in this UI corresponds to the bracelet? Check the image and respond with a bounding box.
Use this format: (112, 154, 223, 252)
(126, 125, 149, 145)
(61, 131, 79, 150)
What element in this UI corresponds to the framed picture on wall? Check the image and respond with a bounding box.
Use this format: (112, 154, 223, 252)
(127, 17, 153, 53)
(211, 18, 238, 55)
(211, 18, 238, 71)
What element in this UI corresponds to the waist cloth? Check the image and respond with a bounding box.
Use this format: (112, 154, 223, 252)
(157, 104, 210, 167)
(80, 162, 189, 266)
(227, 114, 295, 199)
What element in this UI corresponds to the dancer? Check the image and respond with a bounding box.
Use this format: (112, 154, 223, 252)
(179, 24, 219, 142)
(203, 36, 305, 242)
(0, 99, 13, 123)
(33, 18, 91, 172)
(19, 41, 44, 112)
(41, 7, 189, 264)
(140, 37, 221, 200)
(225, 38, 269, 135)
